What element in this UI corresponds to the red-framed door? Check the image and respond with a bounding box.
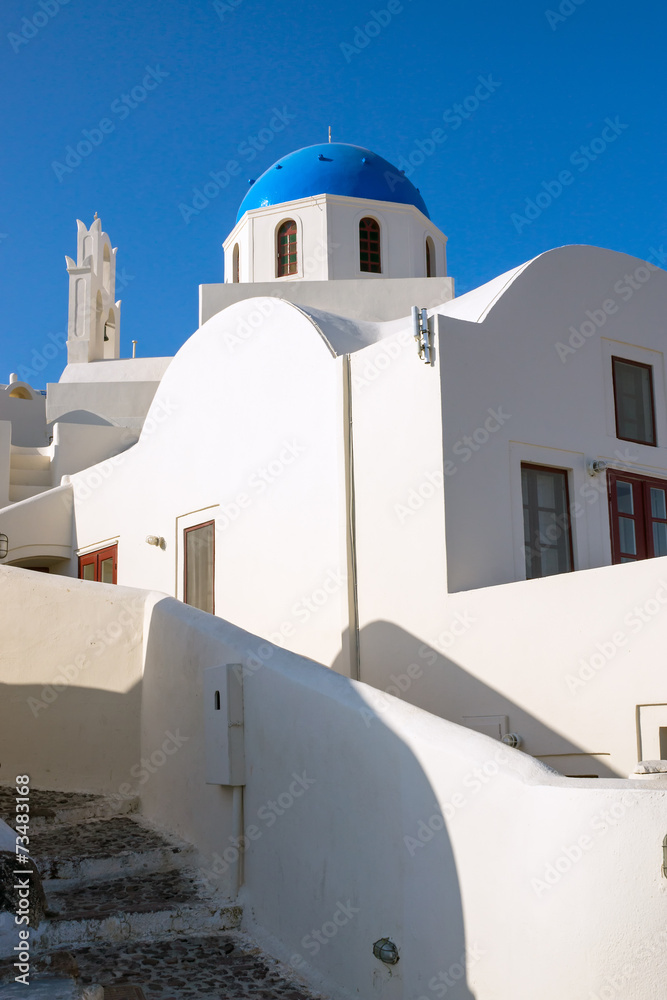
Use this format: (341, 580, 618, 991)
(608, 471, 667, 564)
(78, 544, 118, 584)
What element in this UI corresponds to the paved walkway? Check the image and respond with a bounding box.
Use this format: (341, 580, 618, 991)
(0, 787, 324, 1000)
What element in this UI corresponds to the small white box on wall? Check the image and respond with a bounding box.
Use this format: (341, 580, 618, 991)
(203, 664, 245, 785)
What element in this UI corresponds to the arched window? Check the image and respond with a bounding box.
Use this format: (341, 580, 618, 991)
(426, 237, 435, 277)
(359, 218, 381, 273)
(277, 220, 298, 277)
(232, 244, 240, 283)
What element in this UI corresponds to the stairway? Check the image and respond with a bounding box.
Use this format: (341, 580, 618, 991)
(8, 446, 52, 503)
(0, 788, 322, 999)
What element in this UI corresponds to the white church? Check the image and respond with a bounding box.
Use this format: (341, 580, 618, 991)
(1, 142, 667, 999)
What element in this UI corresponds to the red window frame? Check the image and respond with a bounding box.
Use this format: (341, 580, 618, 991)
(359, 218, 381, 273)
(183, 520, 215, 614)
(78, 544, 117, 583)
(276, 220, 298, 277)
(611, 356, 656, 447)
(608, 470, 667, 563)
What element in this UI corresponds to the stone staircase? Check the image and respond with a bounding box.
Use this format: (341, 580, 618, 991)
(8, 446, 52, 503)
(0, 788, 322, 1000)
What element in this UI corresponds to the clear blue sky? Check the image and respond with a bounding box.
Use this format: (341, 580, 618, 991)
(1, 0, 665, 386)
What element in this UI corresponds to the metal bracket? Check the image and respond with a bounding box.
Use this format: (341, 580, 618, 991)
(412, 306, 433, 365)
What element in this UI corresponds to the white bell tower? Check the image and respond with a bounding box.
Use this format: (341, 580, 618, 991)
(65, 216, 122, 364)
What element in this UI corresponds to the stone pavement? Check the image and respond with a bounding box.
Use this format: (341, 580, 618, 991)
(0, 787, 324, 1000)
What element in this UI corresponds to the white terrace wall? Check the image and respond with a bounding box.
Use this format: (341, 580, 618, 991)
(0, 569, 666, 998)
(0, 567, 144, 792)
(353, 554, 667, 778)
(238, 652, 667, 1000)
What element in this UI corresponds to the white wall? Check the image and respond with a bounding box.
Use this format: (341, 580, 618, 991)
(0, 385, 47, 447)
(1, 566, 665, 1000)
(0, 567, 144, 792)
(200, 276, 454, 326)
(346, 278, 667, 776)
(223, 194, 447, 284)
(68, 298, 350, 670)
(438, 245, 667, 592)
(241, 651, 667, 1000)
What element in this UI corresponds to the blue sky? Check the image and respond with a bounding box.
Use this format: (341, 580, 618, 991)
(1, 0, 665, 386)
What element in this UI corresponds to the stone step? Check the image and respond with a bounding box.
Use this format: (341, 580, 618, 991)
(0, 975, 80, 1000)
(0, 787, 138, 830)
(31, 817, 195, 883)
(46, 869, 203, 923)
(0, 933, 322, 999)
(37, 900, 242, 952)
(40, 868, 241, 949)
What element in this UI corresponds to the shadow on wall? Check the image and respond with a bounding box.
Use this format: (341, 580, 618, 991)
(218, 637, 477, 996)
(0, 572, 478, 998)
(0, 683, 143, 795)
(332, 621, 619, 778)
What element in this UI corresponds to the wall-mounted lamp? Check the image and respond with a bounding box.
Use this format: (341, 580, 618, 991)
(372, 938, 399, 965)
(0, 534, 8, 559)
(587, 459, 608, 477)
(145, 535, 165, 548)
(501, 732, 523, 749)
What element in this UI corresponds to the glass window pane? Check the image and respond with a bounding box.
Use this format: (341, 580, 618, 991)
(653, 522, 667, 557)
(614, 359, 655, 444)
(185, 523, 214, 614)
(616, 482, 634, 514)
(82, 562, 95, 581)
(100, 557, 114, 584)
(521, 465, 572, 579)
(619, 516, 637, 555)
(651, 488, 666, 520)
(536, 473, 556, 509)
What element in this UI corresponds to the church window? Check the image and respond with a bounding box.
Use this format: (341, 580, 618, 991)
(232, 243, 240, 283)
(359, 218, 381, 273)
(277, 220, 298, 277)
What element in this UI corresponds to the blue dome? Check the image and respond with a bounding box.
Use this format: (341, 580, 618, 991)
(236, 142, 430, 222)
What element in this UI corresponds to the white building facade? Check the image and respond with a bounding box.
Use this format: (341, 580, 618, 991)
(1, 143, 667, 781)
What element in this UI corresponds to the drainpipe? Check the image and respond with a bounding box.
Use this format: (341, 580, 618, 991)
(343, 354, 360, 682)
(231, 785, 244, 893)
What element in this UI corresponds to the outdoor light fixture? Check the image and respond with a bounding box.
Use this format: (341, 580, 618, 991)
(587, 459, 608, 476)
(145, 535, 164, 547)
(501, 732, 523, 749)
(0, 534, 8, 559)
(372, 938, 399, 965)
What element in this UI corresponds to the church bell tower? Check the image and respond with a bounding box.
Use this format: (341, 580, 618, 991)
(65, 216, 122, 365)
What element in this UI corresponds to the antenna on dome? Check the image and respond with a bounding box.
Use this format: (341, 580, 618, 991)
(328, 126, 332, 143)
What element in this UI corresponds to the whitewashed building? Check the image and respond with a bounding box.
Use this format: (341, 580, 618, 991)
(1, 142, 667, 1000)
